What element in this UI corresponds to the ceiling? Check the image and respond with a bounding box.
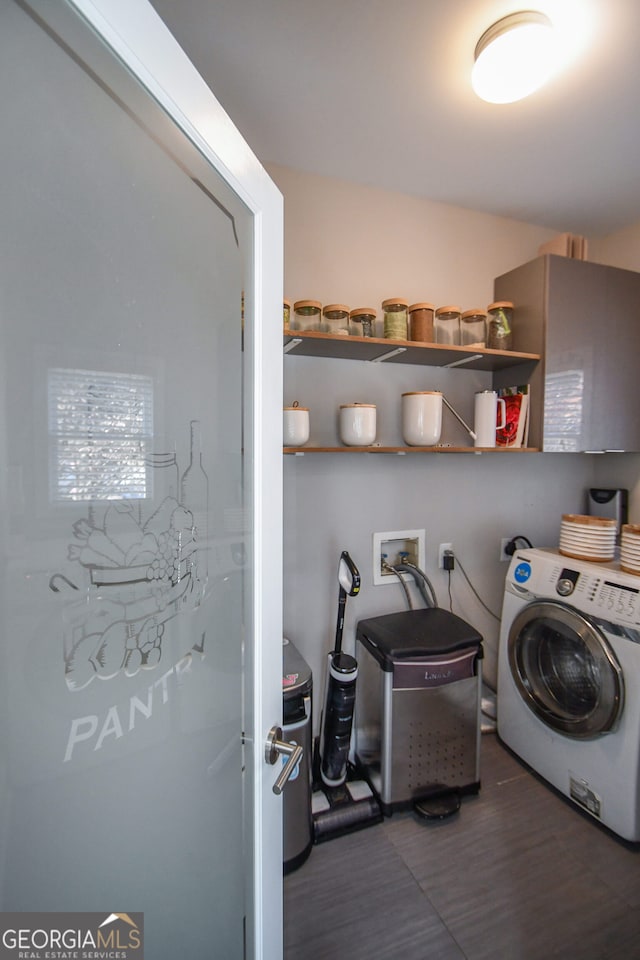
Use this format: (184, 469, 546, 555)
(148, 0, 640, 236)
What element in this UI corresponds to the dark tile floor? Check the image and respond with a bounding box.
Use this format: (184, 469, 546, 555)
(284, 734, 640, 960)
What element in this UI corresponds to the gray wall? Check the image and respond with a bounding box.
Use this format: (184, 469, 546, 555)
(273, 163, 640, 733)
(284, 355, 595, 728)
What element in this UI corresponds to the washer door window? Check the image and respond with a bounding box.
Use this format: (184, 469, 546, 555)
(508, 601, 624, 738)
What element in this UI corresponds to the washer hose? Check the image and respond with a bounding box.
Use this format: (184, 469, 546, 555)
(383, 560, 439, 609)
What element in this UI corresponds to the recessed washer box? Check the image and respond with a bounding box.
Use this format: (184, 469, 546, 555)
(372, 529, 425, 586)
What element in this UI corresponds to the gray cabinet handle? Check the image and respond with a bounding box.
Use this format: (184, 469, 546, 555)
(265, 725, 303, 795)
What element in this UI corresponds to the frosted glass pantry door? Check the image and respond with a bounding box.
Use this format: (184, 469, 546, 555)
(0, 1, 283, 958)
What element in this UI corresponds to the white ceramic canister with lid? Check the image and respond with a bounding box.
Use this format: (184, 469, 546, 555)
(339, 403, 377, 446)
(401, 392, 442, 446)
(283, 402, 310, 446)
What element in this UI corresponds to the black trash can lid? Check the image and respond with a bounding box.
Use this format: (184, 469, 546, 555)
(282, 637, 312, 696)
(356, 608, 483, 668)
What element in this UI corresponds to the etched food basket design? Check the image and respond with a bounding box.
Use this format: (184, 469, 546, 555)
(63, 420, 209, 691)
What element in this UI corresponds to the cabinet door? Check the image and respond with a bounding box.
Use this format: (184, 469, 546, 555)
(600, 264, 640, 451)
(546, 257, 640, 453)
(496, 255, 640, 453)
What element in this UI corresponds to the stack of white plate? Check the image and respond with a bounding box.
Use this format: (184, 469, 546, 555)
(559, 514, 617, 562)
(620, 524, 640, 575)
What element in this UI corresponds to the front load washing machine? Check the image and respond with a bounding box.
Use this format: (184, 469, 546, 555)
(498, 547, 640, 841)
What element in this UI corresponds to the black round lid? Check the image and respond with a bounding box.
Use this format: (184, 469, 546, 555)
(331, 652, 358, 674)
(356, 608, 482, 667)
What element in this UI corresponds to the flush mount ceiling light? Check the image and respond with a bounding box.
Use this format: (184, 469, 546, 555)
(472, 10, 557, 104)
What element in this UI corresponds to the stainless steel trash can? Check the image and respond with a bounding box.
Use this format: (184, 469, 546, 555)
(282, 638, 313, 873)
(355, 608, 483, 815)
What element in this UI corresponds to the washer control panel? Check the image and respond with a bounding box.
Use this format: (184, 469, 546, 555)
(561, 566, 640, 626)
(588, 577, 640, 625)
(508, 549, 640, 628)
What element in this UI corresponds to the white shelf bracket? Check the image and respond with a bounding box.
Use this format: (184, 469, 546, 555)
(283, 337, 303, 354)
(444, 353, 483, 368)
(370, 346, 407, 363)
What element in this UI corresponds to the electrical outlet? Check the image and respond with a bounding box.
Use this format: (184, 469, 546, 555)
(438, 542, 453, 568)
(500, 538, 512, 562)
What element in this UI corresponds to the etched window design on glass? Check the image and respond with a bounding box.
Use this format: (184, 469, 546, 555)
(48, 367, 153, 502)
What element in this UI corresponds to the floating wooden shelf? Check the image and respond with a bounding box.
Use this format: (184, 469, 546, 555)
(284, 445, 539, 455)
(283, 330, 540, 372)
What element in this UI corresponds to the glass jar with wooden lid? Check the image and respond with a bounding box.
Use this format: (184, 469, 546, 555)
(322, 303, 350, 335)
(350, 307, 377, 338)
(434, 305, 461, 345)
(382, 298, 408, 339)
(487, 301, 513, 350)
(283, 298, 292, 330)
(293, 299, 322, 331)
(460, 309, 487, 348)
(408, 303, 435, 342)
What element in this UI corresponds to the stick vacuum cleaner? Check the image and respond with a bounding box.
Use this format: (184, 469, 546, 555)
(312, 551, 382, 842)
(319, 550, 360, 787)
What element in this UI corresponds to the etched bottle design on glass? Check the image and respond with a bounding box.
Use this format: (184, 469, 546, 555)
(181, 419, 209, 599)
(145, 450, 180, 501)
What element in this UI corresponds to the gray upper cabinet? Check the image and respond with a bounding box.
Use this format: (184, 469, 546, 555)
(494, 254, 640, 453)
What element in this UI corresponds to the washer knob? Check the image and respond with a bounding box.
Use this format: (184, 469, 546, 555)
(556, 578, 574, 596)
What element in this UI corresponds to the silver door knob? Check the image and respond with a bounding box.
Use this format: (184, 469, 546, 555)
(265, 725, 303, 795)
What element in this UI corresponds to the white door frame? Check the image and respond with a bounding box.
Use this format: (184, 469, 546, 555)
(64, 1, 284, 955)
